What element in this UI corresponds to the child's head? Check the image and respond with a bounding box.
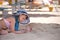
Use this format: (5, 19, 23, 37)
(19, 14, 28, 22)
(14, 9, 30, 24)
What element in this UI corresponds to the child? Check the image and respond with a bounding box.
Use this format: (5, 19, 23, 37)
(0, 9, 32, 35)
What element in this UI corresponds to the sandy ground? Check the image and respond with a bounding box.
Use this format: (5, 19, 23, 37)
(0, 23, 60, 40)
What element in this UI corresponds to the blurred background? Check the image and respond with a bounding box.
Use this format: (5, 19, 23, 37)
(0, 0, 60, 13)
(0, 0, 60, 18)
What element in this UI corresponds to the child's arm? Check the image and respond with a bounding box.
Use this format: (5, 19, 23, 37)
(10, 18, 26, 34)
(10, 18, 15, 33)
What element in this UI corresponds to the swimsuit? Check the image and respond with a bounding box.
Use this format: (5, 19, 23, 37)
(3, 19, 10, 29)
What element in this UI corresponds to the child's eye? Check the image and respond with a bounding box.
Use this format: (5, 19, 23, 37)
(23, 18, 25, 20)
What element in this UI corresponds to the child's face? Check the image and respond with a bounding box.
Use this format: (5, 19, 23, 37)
(19, 14, 26, 22)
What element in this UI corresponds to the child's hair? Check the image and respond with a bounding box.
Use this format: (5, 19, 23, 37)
(13, 10, 28, 20)
(14, 14, 28, 21)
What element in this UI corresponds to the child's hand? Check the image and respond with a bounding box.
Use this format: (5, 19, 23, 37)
(15, 29, 26, 34)
(26, 26, 32, 32)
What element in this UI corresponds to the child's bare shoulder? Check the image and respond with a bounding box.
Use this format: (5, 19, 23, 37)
(6, 17, 15, 22)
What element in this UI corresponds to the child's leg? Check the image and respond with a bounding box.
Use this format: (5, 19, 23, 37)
(0, 28, 2, 35)
(0, 30, 1, 35)
(1, 30, 8, 35)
